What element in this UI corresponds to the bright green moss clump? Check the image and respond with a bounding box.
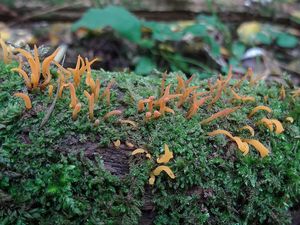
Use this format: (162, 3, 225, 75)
(0, 61, 300, 225)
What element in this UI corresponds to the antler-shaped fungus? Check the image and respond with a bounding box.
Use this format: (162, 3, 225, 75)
(200, 106, 240, 125)
(149, 165, 175, 185)
(0, 37, 12, 64)
(72, 103, 81, 120)
(84, 90, 95, 120)
(248, 106, 272, 118)
(208, 129, 249, 155)
(186, 95, 210, 119)
(242, 139, 269, 158)
(103, 110, 122, 120)
(68, 83, 78, 108)
(68, 55, 86, 87)
(157, 144, 174, 164)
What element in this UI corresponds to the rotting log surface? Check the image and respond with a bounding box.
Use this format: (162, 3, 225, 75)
(1, 0, 300, 29)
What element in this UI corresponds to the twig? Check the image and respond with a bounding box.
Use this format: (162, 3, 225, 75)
(39, 78, 61, 129)
(9, 2, 82, 26)
(39, 48, 66, 128)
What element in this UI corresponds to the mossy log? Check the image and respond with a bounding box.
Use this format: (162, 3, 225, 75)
(0, 61, 300, 225)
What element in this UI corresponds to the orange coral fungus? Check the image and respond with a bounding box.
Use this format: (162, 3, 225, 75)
(138, 96, 155, 112)
(153, 110, 161, 119)
(175, 75, 185, 94)
(145, 111, 152, 120)
(208, 129, 249, 155)
(231, 89, 255, 102)
(68, 55, 86, 87)
(257, 118, 274, 132)
(94, 119, 100, 126)
(113, 140, 121, 149)
(40, 47, 60, 89)
(291, 89, 300, 98)
(157, 144, 174, 164)
(234, 67, 252, 89)
(101, 79, 115, 106)
(149, 166, 175, 185)
(279, 85, 286, 100)
(156, 84, 181, 115)
(232, 136, 249, 155)
(15, 46, 41, 89)
(119, 119, 138, 128)
(207, 68, 232, 108)
(0, 37, 12, 64)
(15, 46, 63, 90)
(147, 96, 155, 112)
(200, 106, 240, 125)
(160, 71, 168, 96)
(208, 129, 234, 139)
(248, 106, 272, 118)
(185, 74, 195, 86)
(285, 117, 294, 123)
(138, 99, 146, 112)
(48, 85, 54, 97)
(149, 173, 156, 185)
(223, 66, 233, 86)
(177, 86, 199, 108)
(125, 141, 134, 148)
(186, 95, 210, 119)
(14, 93, 32, 109)
(132, 148, 148, 155)
(239, 125, 255, 136)
(243, 139, 269, 158)
(85, 57, 99, 92)
(152, 165, 175, 178)
(68, 83, 78, 108)
(11, 65, 32, 89)
(208, 79, 223, 108)
(103, 110, 122, 120)
(269, 119, 284, 134)
(41, 48, 60, 78)
(132, 148, 151, 159)
(72, 103, 81, 120)
(84, 90, 95, 120)
(94, 79, 101, 102)
(57, 70, 69, 98)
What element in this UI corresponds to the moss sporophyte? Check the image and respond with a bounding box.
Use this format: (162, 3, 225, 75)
(0, 37, 297, 188)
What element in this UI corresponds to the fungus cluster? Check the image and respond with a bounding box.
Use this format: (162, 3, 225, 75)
(2, 40, 118, 122)
(132, 144, 175, 185)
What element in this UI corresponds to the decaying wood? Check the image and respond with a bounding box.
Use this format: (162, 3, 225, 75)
(1, 0, 300, 29)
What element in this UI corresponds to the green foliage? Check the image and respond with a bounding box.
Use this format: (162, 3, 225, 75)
(276, 33, 298, 48)
(72, 6, 141, 42)
(135, 56, 156, 75)
(0, 61, 299, 225)
(72, 6, 226, 77)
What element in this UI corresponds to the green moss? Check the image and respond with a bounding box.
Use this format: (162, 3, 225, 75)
(0, 61, 299, 225)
